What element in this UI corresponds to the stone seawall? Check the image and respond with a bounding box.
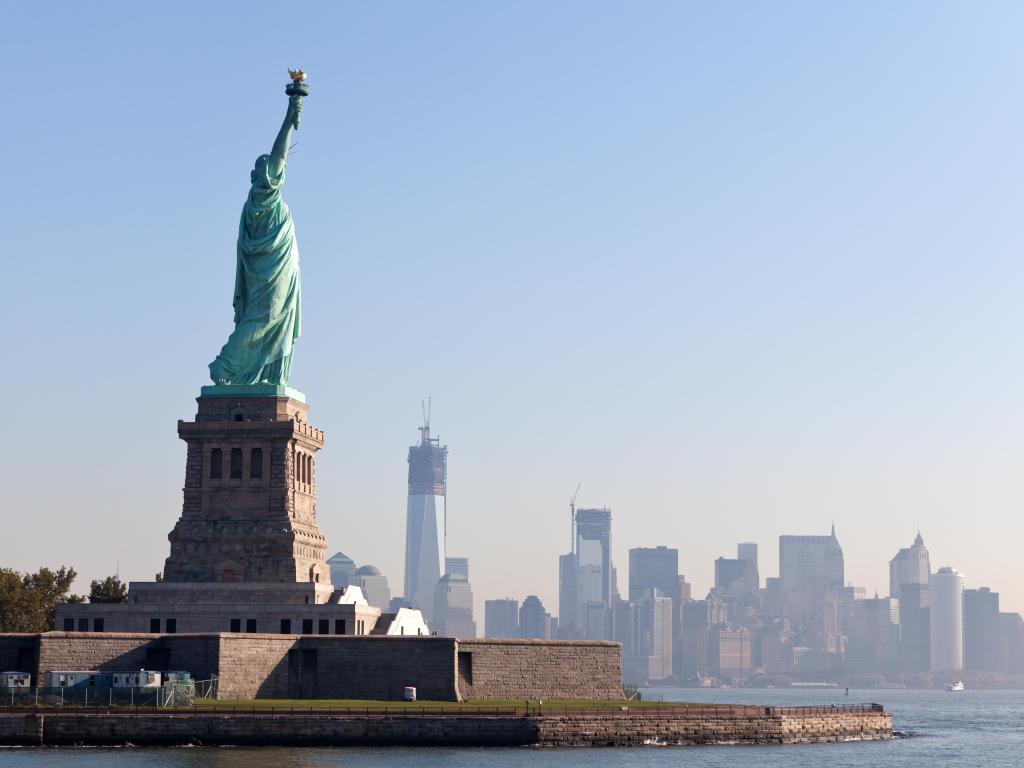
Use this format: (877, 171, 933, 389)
(0, 707, 892, 747)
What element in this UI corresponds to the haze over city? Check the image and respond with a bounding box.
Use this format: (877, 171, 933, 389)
(3, 0, 1024, 629)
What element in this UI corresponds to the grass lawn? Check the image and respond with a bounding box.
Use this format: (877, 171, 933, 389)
(192, 698, 696, 712)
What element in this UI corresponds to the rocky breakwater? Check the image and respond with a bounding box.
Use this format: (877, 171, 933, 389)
(0, 704, 892, 747)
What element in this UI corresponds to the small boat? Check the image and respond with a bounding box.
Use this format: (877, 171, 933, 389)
(946, 680, 964, 691)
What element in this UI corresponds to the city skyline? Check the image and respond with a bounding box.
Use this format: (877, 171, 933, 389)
(4, 2, 1024, 626)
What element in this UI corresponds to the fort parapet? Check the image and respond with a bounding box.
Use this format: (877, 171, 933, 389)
(0, 633, 623, 702)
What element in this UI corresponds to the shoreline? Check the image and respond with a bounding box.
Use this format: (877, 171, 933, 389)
(0, 705, 893, 748)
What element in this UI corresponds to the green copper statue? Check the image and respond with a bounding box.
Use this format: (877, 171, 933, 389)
(209, 72, 309, 387)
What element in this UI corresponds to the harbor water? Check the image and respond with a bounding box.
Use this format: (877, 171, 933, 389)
(0, 687, 1019, 766)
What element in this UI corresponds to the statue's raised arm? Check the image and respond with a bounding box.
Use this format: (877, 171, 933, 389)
(270, 94, 303, 178)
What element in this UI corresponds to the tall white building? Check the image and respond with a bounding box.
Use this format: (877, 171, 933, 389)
(403, 418, 446, 623)
(930, 567, 966, 671)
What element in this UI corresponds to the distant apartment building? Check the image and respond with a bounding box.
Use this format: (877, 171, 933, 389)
(963, 587, 1000, 671)
(519, 595, 550, 639)
(889, 532, 930, 600)
(484, 598, 519, 638)
(930, 567, 965, 671)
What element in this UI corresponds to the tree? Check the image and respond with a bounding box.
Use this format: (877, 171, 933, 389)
(88, 575, 128, 604)
(0, 566, 82, 632)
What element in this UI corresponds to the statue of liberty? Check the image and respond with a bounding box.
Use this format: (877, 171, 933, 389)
(209, 73, 308, 387)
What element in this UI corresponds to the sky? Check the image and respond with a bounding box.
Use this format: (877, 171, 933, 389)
(2, 2, 1023, 621)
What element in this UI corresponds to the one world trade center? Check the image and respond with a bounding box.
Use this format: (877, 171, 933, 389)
(404, 413, 447, 623)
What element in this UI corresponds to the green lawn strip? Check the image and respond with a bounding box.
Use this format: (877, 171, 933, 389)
(192, 698, 698, 712)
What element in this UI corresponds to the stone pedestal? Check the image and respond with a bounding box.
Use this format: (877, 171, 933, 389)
(162, 393, 331, 585)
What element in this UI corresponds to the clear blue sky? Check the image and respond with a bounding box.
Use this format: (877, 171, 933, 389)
(3, 2, 1023, 618)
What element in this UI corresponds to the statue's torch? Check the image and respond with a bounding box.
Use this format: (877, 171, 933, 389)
(285, 69, 309, 129)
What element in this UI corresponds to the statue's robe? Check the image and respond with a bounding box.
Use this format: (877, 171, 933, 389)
(209, 161, 301, 386)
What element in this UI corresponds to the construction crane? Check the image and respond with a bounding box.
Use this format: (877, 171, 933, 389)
(419, 396, 432, 443)
(570, 482, 581, 555)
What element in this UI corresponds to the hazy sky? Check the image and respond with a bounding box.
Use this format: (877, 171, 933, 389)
(2, 2, 1023, 621)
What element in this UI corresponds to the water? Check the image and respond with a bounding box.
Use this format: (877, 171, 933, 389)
(0, 688, 1020, 767)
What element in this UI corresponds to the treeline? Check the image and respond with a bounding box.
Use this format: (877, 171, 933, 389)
(0, 567, 128, 632)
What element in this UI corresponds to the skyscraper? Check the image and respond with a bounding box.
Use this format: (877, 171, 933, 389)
(628, 547, 679, 604)
(778, 527, 844, 637)
(559, 506, 614, 639)
(352, 565, 391, 611)
(445, 557, 469, 580)
(326, 551, 357, 588)
(713, 557, 758, 597)
(737, 542, 758, 564)
(558, 553, 578, 638)
(930, 567, 965, 671)
(680, 598, 727, 676)
(432, 573, 476, 638)
(998, 613, 1024, 674)
(888, 532, 930, 599)
(778, 527, 844, 596)
(899, 582, 930, 672)
(576, 508, 613, 609)
(619, 588, 673, 684)
(737, 542, 759, 592)
(484, 598, 519, 638)
(519, 595, 550, 639)
(963, 587, 1000, 671)
(845, 597, 901, 673)
(404, 417, 447, 623)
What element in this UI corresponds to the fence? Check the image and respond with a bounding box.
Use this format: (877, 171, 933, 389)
(1, 683, 197, 709)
